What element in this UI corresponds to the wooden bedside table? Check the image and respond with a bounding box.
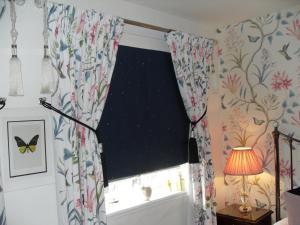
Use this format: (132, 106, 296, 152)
(216, 204, 273, 225)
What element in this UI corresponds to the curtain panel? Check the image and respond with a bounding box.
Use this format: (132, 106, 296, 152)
(47, 3, 124, 224)
(165, 31, 216, 225)
(0, 169, 6, 225)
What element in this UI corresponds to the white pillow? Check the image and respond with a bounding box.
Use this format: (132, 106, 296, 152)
(284, 187, 300, 225)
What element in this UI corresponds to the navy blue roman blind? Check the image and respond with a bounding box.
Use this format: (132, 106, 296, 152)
(97, 45, 189, 181)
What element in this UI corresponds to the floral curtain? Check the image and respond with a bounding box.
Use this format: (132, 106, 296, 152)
(165, 31, 216, 225)
(0, 168, 6, 225)
(47, 3, 124, 225)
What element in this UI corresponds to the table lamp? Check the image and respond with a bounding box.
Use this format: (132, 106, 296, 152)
(224, 147, 263, 213)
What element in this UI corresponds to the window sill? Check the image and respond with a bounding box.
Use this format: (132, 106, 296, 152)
(106, 191, 187, 218)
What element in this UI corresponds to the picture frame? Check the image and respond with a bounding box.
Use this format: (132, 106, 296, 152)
(7, 119, 47, 178)
(0, 107, 55, 192)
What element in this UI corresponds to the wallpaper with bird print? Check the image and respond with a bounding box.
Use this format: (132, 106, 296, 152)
(215, 6, 300, 219)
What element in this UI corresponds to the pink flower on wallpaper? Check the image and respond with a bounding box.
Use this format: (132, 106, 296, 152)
(217, 47, 223, 58)
(291, 112, 300, 127)
(286, 19, 300, 41)
(222, 73, 241, 94)
(280, 159, 295, 178)
(271, 71, 292, 91)
(222, 124, 227, 132)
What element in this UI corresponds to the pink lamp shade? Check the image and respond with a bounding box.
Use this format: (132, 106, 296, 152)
(224, 147, 263, 176)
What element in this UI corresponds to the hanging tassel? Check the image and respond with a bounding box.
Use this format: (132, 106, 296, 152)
(188, 107, 207, 164)
(101, 152, 109, 187)
(40, 47, 55, 94)
(9, 0, 24, 96)
(9, 48, 24, 96)
(188, 129, 199, 164)
(40, 0, 55, 94)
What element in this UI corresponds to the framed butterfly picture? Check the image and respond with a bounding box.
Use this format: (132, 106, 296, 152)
(7, 119, 47, 177)
(0, 107, 54, 192)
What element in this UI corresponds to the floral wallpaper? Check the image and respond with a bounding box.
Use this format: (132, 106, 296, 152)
(215, 6, 300, 217)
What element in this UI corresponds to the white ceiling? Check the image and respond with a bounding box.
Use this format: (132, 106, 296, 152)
(121, 0, 300, 26)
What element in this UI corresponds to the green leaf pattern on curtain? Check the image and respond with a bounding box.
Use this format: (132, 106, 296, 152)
(47, 3, 124, 225)
(165, 31, 216, 225)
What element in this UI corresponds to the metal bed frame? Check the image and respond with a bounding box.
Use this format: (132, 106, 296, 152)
(273, 126, 300, 222)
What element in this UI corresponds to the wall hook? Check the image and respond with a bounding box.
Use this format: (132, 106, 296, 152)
(0, 97, 6, 110)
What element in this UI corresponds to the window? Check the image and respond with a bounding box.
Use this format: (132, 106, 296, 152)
(105, 165, 188, 214)
(98, 45, 189, 181)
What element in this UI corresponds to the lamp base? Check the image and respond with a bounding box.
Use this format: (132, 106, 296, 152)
(239, 204, 252, 213)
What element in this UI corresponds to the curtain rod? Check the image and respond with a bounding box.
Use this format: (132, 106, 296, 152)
(124, 19, 174, 33)
(123, 18, 218, 44)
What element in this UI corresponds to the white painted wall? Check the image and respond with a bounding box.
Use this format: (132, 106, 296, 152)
(0, 0, 209, 225)
(107, 193, 188, 225)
